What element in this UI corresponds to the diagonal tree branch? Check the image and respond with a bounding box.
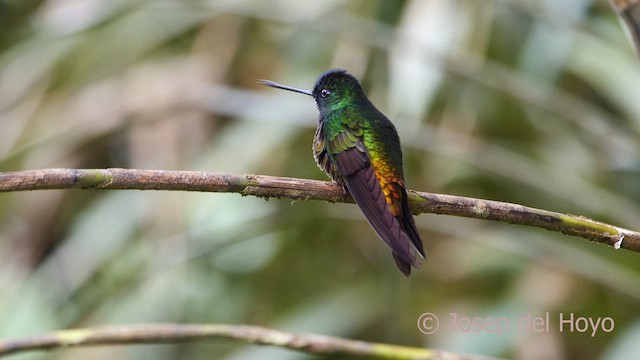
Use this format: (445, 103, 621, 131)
(0, 323, 501, 359)
(610, 0, 640, 57)
(0, 168, 637, 252)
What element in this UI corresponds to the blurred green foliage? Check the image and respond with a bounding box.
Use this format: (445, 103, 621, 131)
(1, 0, 640, 359)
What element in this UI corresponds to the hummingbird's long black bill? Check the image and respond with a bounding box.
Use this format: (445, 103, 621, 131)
(259, 79, 313, 96)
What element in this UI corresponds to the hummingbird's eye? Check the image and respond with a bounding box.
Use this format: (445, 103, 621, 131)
(320, 89, 330, 98)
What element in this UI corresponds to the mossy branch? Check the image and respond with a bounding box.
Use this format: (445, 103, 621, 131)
(0, 168, 637, 252)
(0, 323, 501, 359)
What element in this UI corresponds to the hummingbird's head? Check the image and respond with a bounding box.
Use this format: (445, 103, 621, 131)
(311, 69, 365, 111)
(260, 68, 365, 113)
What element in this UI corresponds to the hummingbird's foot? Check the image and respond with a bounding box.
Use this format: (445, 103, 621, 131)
(333, 181, 350, 198)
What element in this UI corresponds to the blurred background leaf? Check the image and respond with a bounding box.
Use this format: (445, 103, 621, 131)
(1, 0, 639, 359)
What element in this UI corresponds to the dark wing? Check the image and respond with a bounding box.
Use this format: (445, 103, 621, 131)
(332, 141, 421, 276)
(313, 123, 342, 184)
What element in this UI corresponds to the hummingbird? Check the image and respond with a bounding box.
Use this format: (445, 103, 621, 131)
(261, 69, 425, 276)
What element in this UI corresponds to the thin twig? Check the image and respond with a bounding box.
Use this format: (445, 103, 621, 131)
(0, 323, 501, 359)
(0, 168, 637, 252)
(609, 0, 640, 56)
